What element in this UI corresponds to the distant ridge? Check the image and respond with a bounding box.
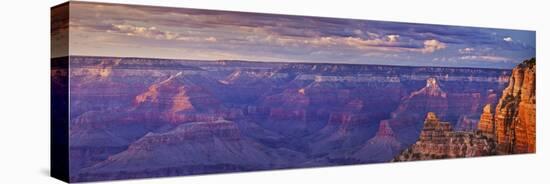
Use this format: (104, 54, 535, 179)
(60, 55, 516, 70)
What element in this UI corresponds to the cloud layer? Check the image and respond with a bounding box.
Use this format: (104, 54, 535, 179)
(66, 2, 536, 69)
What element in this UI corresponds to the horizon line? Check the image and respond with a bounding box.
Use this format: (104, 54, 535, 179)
(52, 54, 528, 70)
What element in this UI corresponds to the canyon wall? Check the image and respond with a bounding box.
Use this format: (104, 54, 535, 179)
(66, 56, 514, 181)
(394, 58, 536, 161)
(491, 58, 536, 154)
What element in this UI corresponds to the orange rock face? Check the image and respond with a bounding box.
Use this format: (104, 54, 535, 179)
(493, 58, 536, 154)
(477, 104, 495, 135)
(393, 112, 496, 161)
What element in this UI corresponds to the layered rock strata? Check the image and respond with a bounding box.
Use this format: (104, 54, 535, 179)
(393, 112, 496, 161)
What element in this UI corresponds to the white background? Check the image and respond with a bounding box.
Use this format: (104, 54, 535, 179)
(0, 0, 548, 183)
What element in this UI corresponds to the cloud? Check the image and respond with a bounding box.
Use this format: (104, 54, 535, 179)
(503, 37, 513, 42)
(386, 35, 400, 42)
(458, 47, 475, 54)
(434, 54, 510, 63)
(366, 32, 380, 39)
(110, 24, 180, 40)
(67, 1, 534, 68)
(108, 23, 220, 43)
(421, 39, 447, 53)
(454, 46, 512, 63)
(459, 55, 510, 62)
(298, 36, 445, 54)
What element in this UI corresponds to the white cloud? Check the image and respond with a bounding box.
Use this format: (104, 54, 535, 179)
(421, 39, 447, 53)
(296, 36, 392, 51)
(386, 35, 400, 42)
(300, 37, 446, 54)
(111, 24, 180, 40)
(503, 37, 513, 42)
(459, 55, 510, 62)
(110, 24, 219, 43)
(366, 32, 380, 39)
(458, 47, 475, 54)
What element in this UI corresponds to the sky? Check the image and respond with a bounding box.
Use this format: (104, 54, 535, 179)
(60, 1, 535, 69)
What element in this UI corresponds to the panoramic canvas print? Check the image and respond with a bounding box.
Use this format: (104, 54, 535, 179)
(51, 1, 536, 183)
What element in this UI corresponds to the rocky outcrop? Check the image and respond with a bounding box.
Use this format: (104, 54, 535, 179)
(394, 58, 536, 161)
(417, 112, 453, 145)
(477, 104, 494, 134)
(352, 120, 402, 162)
(412, 77, 447, 97)
(393, 112, 496, 161)
(361, 74, 501, 149)
(493, 58, 536, 154)
(385, 77, 449, 145)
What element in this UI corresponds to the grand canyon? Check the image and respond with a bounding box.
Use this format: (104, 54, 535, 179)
(51, 2, 536, 182)
(52, 56, 535, 182)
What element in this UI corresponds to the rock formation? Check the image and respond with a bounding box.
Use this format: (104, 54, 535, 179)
(393, 112, 496, 161)
(477, 104, 494, 134)
(413, 77, 448, 97)
(394, 58, 536, 161)
(65, 56, 513, 181)
(352, 120, 402, 163)
(492, 58, 536, 153)
(384, 77, 449, 145)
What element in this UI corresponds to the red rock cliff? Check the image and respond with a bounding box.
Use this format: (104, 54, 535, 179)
(493, 58, 536, 154)
(477, 104, 495, 135)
